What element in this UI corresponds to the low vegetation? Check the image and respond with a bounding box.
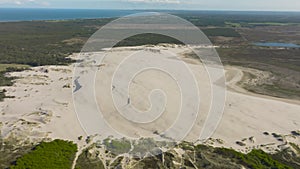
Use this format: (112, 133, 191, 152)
(103, 138, 131, 155)
(0, 139, 33, 169)
(214, 148, 292, 169)
(10, 139, 77, 169)
(202, 28, 241, 37)
(219, 47, 300, 99)
(0, 13, 299, 100)
(0, 11, 299, 169)
(0, 64, 30, 101)
(1, 138, 299, 169)
(75, 149, 105, 169)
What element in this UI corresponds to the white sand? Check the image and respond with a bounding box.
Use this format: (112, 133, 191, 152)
(0, 45, 299, 153)
(0, 65, 87, 147)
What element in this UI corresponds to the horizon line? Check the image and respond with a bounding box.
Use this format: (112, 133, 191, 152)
(0, 7, 300, 13)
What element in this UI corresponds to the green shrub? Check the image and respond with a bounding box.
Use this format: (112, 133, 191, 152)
(10, 139, 77, 169)
(75, 149, 105, 169)
(214, 148, 292, 169)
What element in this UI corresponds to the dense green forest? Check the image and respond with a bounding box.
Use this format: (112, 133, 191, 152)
(2, 11, 299, 66)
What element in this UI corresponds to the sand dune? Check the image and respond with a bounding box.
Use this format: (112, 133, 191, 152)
(0, 46, 299, 153)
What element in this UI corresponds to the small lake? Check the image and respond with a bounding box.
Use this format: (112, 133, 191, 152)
(73, 77, 82, 93)
(254, 42, 300, 48)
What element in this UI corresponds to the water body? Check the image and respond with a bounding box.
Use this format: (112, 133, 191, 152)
(1, 8, 300, 22)
(73, 77, 82, 93)
(254, 42, 300, 48)
(0, 8, 140, 22)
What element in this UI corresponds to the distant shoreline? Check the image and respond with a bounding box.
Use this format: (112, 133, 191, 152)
(0, 8, 300, 22)
(0, 17, 114, 23)
(0, 8, 137, 22)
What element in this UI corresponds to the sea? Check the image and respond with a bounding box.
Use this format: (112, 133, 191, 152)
(1, 8, 300, 22)
(254, 42, 300, 48)
(0, 8, 142, 22)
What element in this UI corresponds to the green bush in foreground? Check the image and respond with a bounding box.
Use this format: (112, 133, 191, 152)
(10, 139, 77, 169)
(213, 148, 292, 169)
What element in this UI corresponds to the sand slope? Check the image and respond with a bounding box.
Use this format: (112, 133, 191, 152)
(0, 46, 299, 153)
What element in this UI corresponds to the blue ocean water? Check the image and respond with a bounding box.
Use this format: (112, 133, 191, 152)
(254, 42, 300, 48)
(1, 8, 300, 22)
(0, 8, 140, 22)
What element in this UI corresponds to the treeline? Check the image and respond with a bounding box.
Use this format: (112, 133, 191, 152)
(0, 14, 248, 68)
(175, 11, 300, 27)
(0, 19, 112, 66)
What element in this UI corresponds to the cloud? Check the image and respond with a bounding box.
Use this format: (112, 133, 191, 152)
(0, 0, 49, 6)
(0, 0, 12, 4)
(14, 1, 22, 5)
(40, 1, 49, 6)
(127, 0, 181, 4)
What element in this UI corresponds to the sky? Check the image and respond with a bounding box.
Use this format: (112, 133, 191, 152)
(0, 0, 300, 11)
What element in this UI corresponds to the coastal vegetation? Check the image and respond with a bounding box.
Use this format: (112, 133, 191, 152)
(10, 139, 77, 169)
(0, 10, 298, 169)
(75, 149, 105, 169)
(9, 128, 300, 168)
(0, 64, 30, 101)
(3, 138, 299, 169)
(0, 12, 299, 100)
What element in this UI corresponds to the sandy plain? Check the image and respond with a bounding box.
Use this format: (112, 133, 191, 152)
(0, 45, 299, 153)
